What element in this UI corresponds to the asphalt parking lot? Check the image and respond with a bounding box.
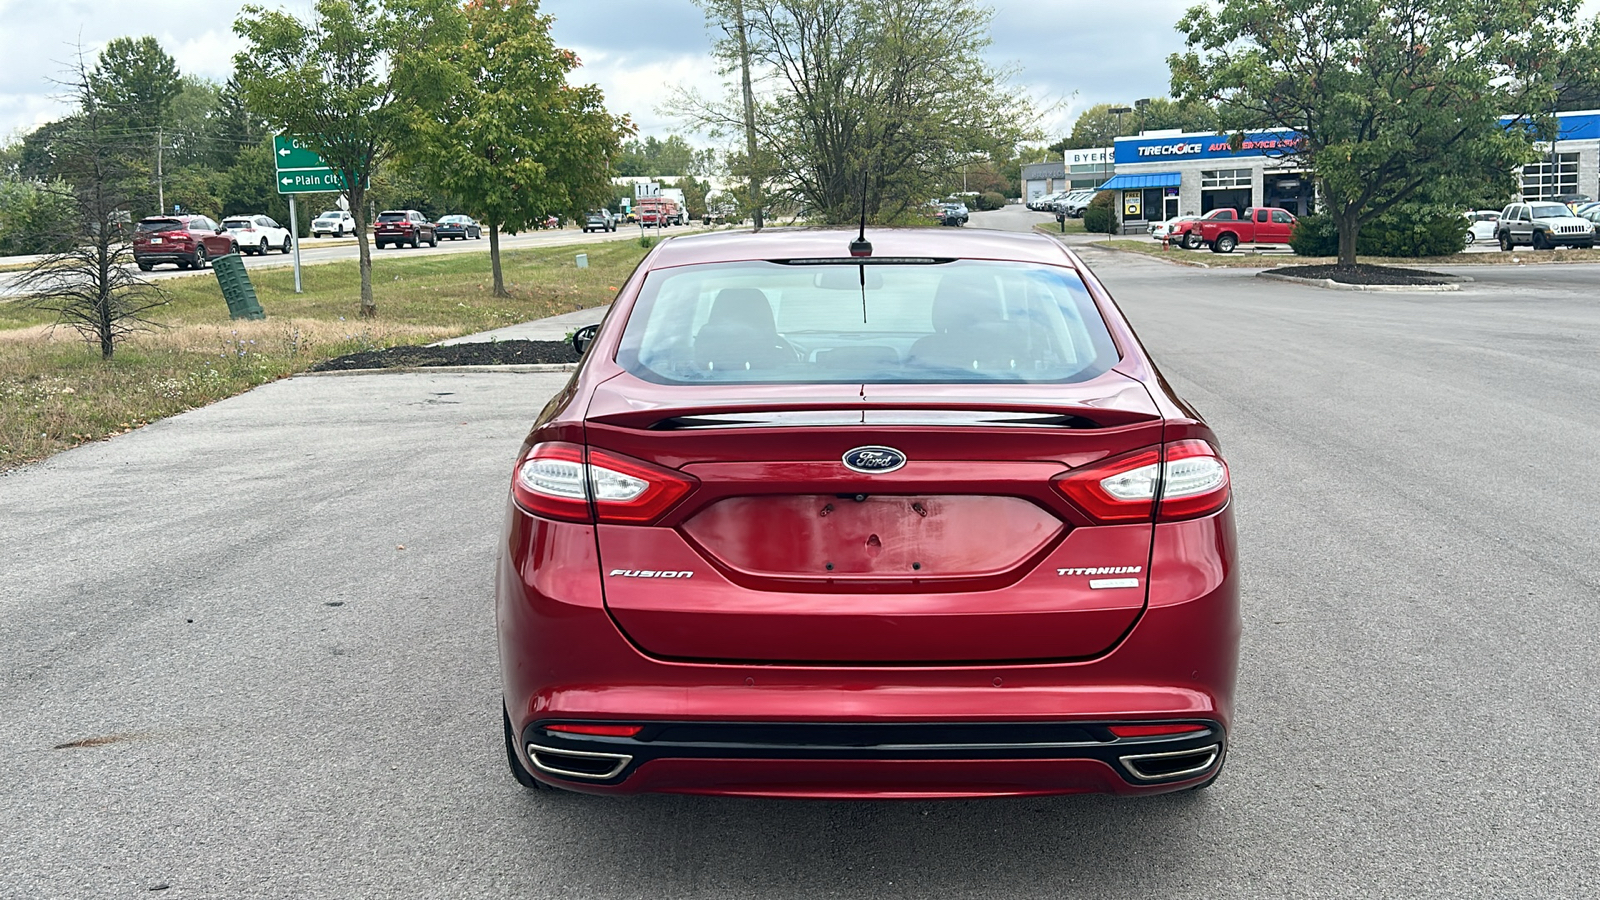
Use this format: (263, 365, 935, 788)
(2, 245, 1597, 898)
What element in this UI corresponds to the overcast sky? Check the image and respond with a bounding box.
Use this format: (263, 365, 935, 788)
(5, 0, 1591, 150)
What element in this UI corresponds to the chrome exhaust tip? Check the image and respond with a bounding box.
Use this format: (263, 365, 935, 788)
(1117, 744, 1221, 782)
(526, 743, 632, 781)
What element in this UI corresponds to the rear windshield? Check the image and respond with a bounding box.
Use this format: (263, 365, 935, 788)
(376, 212, 407, 222)
(138, 219, 183, 233)
(222, 219, 251, 229)
(617, 260, 1120, 385)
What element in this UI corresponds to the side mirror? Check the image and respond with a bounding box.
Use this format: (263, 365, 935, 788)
(571, 323, 599, 357)
(215, 225, 226, 234)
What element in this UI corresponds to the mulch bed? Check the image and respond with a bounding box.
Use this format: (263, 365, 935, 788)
(309, 339, 578, 372)
(1269, 263, 1457, 285)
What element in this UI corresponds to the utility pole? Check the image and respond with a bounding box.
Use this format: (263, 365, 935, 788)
(156, 126, 164, 213)
(734, 0, 763, 231)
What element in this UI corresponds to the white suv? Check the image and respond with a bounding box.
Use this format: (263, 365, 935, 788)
(311, 210, 355, 237)
(221, 215, 293, 256)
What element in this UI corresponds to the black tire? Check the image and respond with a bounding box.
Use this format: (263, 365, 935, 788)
(1581, 242, 1595, 250)
(1499, 232, 1513, 251)
(1183, 232, 1202, 250)
(137, 261, 153, 272)
(1532, 230, 1550, 250)
(410, 234, 420, 249)
(376, 241, 386, 250)
(258, 238, 269, 256)
(282, 237, 292, 254)
(503, 704, 553, 791)
(428, 234, 437, 247)
(196, 246, 210, 269)
(1211, 233, 1236, 253)
(1464, 232, 1474, 245)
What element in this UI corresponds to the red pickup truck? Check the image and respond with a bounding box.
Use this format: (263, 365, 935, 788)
(1197, 207, 1298, 253)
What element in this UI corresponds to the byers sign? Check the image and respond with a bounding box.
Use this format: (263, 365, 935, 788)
(1118, 129, 1303, 165)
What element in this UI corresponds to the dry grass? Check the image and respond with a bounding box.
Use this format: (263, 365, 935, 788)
(0, 241, 647, 471)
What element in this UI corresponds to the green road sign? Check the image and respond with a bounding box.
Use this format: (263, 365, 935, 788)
(277, 168, 350, 194)
(273, 135, 326, 171)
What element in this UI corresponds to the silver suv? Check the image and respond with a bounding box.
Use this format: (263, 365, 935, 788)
(1496, 202, 1596, 250)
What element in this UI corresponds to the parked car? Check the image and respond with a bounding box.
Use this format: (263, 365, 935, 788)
(1495, 201, 1596, 250)
(435, 215, 482, 240)
(584, 209, 618, 233)
(311, 210, 355, 237)
(1462, 210, 1500, 245)
(1055, 190, 1097, 218)
(1027, 191, 1067, 212)
(1197, 207, 1296, 253)
(540, 214, 563, 229)
(497, 227, 1239, 798)
(374, 210, 437, 249)
(131, 215, 239, 271)
(221, 214, 293, 256)
(1579, 205, 1600, 229)
(1553, 193, 1593, 212)
(938, 202, 969, 226)
(1150, 215, 1201, 243)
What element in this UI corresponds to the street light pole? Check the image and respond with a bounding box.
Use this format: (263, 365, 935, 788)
(1108, 107, 1132, 233)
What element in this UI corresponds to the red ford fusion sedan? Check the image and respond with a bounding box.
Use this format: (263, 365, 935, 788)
(497, 227, 1239, 799)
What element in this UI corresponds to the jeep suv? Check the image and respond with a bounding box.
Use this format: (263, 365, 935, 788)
(1496, 202, 1596, 250)
(374, 210, 437, 249)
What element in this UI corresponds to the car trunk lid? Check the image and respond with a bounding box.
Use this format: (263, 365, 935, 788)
(586, 374, 1162, 664)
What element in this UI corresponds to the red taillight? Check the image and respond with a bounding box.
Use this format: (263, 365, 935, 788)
(1109, 723, 1208, 738)
(544, 723, 644, 737)
(1053, 440, 1229, 524)
(511, 442, 696, 525)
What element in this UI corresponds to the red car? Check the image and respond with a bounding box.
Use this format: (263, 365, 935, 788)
(373, 209, 437, 249)
(498, 228, 1239, 799)
(132, 215, 240, 271)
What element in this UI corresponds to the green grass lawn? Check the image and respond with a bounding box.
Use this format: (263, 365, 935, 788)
(0, 240, 648, 471)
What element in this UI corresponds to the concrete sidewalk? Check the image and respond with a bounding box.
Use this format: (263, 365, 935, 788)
(436, 303, 610, 345)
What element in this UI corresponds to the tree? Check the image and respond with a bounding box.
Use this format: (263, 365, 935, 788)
(1170, 0, 1595, 267)
(15, 50, 166, 360)
(679, 0, 1038, 223)
(613, 136, 702, 178)
(1051, 98, 1214, 152)
(89, 36, 182, 135)
(233, 0, 462, 317)
(404, 0, 630, 297)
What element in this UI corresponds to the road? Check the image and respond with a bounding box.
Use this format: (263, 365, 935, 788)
(0, 222, 705, 297)
(3, 227, 1599, 897)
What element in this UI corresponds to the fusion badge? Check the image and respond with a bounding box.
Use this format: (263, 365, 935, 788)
(842, 446, 908, 474)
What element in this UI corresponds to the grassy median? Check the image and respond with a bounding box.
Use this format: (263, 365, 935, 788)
(0, 241, 647, 472)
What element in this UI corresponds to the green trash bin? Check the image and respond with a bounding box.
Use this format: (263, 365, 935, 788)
(211, 253, 265, 320)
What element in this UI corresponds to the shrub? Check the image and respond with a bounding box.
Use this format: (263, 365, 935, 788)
(1290, 207, 1468, 258)
(975, 191, 1007, 211)
(1082, 207, 1115, 234)
(1090, 190, 1116, 210)
(1288, 213, 1338, 257)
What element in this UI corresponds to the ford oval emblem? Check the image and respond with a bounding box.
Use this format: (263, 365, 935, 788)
(842, 446, 907, 474)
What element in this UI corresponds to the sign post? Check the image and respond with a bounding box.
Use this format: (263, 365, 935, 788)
(288, 195, 302, 294)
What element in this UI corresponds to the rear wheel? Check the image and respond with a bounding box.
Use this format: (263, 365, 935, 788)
(1213, 233, 1237, 253)
(428, 233, 437, 247)
(258, 238, 269, 256)
(1464, 232, 1474, 245)
(137, 261, 153, 272)
(1499, 232, 1513, 251)
(503, 704, 553, 792)
(410, 234, 420, 248)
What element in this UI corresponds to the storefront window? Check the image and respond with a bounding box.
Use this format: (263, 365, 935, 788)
(1201, 168, 1252, 189)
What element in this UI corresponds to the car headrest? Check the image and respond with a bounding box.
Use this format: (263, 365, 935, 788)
(708, 288, 778, 334)
(931, 275, 1004, 334)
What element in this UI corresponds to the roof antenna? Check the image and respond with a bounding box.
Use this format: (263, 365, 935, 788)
(849, 166, 871, 258)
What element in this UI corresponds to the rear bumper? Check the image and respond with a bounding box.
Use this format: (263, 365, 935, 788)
(133, 250, 197, 265)
(497, 506, 1240, 798)
(518, 719, 1224, 797)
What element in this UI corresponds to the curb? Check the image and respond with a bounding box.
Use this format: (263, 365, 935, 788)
(1255, 271, 1469, 291)
(300, 363, 577, 377)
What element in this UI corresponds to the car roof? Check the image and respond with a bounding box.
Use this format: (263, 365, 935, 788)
(641, 227, 1075, 269)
